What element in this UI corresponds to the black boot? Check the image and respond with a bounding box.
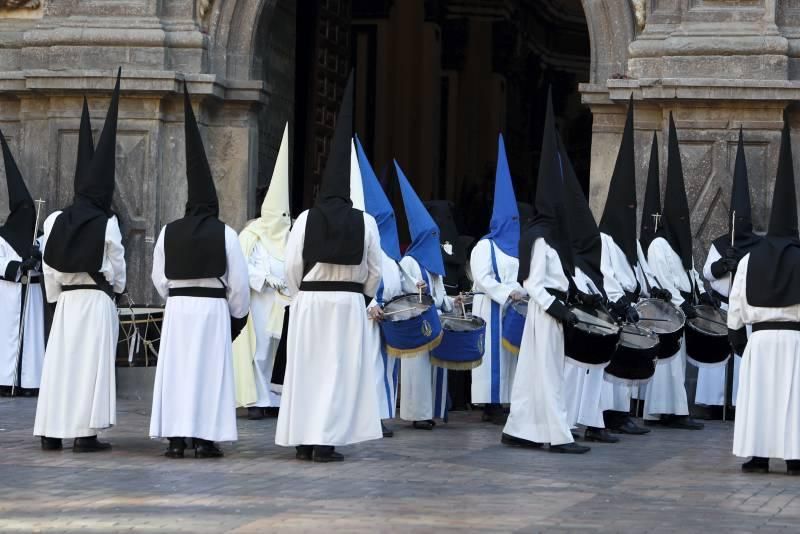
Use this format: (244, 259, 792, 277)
(73, 436, 111, 453)
(0, 385, 11, 397)
(663, 415, 704, 430)
(549, 442, 591, 454)
(263, 407, 279, 418)
(165, 437, 186, 459)
(194, 439, 223, 458)
(482, 404, 499, 422)
(412, 420, 435, 430)
(741, 456, 769, 474)
(584, 427, 620, 443)
(787, 460, 800, 476)
(501, 433, 542, 449)
(312, 445, 344, 463)
(295, 445, 313, 461)
(247, 407, 265, 420)
(40, 436, 63, 451)
(381, 421, 394, 438)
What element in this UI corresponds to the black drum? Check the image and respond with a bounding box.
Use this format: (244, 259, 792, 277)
(117, 307, 164, 367)
(604, 324, 659, 385)
(564, 304, 620, 369)
(685, 305, 730, 367)
(635, 298, 685, 359)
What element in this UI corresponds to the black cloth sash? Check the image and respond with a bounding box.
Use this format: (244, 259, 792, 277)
(711, 289, 729, 305)
(299, 281, 364, 293)
(546, 287, 567, 302)
(168, 287, 226, 299)
(752, 322, 800, 333)
(63, 272, 114, 299)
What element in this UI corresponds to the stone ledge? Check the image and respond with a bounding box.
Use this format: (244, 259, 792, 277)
(580, 79, 800, 104)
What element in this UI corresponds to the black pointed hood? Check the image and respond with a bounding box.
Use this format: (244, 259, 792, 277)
(163, 83, 226, 280)
(600, 96, 638, 266)
(44, 68, 121, 273)
(303, 72, 365, 266)
(560, 133, 604, 294)
(640, 132, 661, 256)
(659, 113, 693, 270)
(0, 129, 36, 258)
(74, 97, 95, 186)
(747, 117, 800, 307)
(518, 87, 574, 283)
(712, 128, 761, 257)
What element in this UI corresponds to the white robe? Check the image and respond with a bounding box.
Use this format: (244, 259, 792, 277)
(246, 240, 286, 407)
(149, 225, 250, 442)
(730, 254, 800, 460)
(275, 211, 383, 446)
(34, 212, 126, 439)
(695, 243, 741, 406)
(0, 237, 45, 389)
(563, 267, 615, 429)
(398, 256, 452, 422)
(641, 237, 703, 418)
(503, 238, 573, 445)
(366, 252, 403, 420)
(469, 239, 523, 405)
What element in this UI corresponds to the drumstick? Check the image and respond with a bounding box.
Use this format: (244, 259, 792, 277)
(575, 317, 618, 332)
(383, 306, 420, 317)
(693, 314, 727, 328)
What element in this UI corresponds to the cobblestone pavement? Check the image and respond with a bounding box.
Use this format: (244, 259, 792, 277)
(1, 397, 799, 533)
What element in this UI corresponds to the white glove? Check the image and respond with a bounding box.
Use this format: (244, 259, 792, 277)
(265, 275, 286, 291)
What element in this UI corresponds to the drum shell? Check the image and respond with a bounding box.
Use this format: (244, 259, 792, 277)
(685, 305, 730, 366)
(635, 299, 685, 360)
(116, 307, 164, 367)
(431, 316, 486, 370)
(501, 301, 526, 354)
(380, 302, 443, 357)
(604, 327, 659, 385)
(563, 305, 619, 368)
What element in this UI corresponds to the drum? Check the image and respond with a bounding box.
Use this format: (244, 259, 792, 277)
(116, 307, 164, 367)
(501, 299, 527, 354)
(604, 324, 659, 385)
(430, 314, 486, 370)
(634, 298, 685, 359)
(685, 305, 730, 367)
(564, 304, 620, 369)
(380, 294, 443, 357)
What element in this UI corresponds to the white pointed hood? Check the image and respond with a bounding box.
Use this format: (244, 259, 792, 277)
(350, 139, 365, 210)
(244, 123, 291, 260)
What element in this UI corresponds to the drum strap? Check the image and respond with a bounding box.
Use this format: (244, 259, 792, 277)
(489, 241, 501, 403)
(710, 289, 729, 305)
(168, 287, 226, 299)
(545, 288, 568, 302)
(298, 281, 364, 293)
(64, 272, 114, 299)
(752, 321, 800, 332)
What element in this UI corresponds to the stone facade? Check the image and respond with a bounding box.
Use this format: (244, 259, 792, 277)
(0, 0, 798, 302)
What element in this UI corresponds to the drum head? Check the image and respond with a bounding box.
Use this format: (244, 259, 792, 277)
(509, 299, 528, 316)
(384, 294, 434, 322)
(635, 298, 685, 334)
(620, 324, 659, 350)
(689, 305, 727, 336)
(571, 306, 619, 335)
(440, 315, 485, 332)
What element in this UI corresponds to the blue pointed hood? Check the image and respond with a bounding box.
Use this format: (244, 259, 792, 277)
(484, 133, 520, 257)
(395, 160, 445, 276)
(356, 136, 401, 261)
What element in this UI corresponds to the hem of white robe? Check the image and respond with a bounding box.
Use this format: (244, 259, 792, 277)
(150, 430, 238, 442)
(502, 423, 573, 446)
(34, 424, 114, 439)
(275, 432, 382, 447)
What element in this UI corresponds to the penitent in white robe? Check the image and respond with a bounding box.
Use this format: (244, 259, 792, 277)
(503, 238, 573, 446)
(730, 254, 800, 460)
(0, 237, 45, 389)
(470, 239, 523, 405)
(246, 240, 286, 407)
(398, 256, 452, 422)
(642, 237, 704, 419)
(149, 225, 250, 442)
(366, 252, 403, 419)
(275, 211, 383, 447)
(695, 242, 741, 407)
(34, 212, 126, 439)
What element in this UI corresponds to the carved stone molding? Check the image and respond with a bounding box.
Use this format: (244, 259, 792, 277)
(0, 0, 40, 8)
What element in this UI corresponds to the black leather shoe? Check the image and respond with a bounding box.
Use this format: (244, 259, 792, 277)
(584, 427, 620, 443)
(381, 421, 394, 438)
(501, 433, 542, 449)
(194, 440, 223, 458)
(412, 420, 434, 430)
(295, 445, 313, 461)
(613, 418, 651, 435)
(73, 436, 111, 453)
(165, 438, 186, 459)
(312, 446, 344, 463)
(490, 412, 508, 425)
(247, 407, 265, 420)
(663, 415, 704, 430)
(786, 460, 800, 476)
(549, 442, 591, 454)
(40, 436, 63, 451)
(742, 457, 769, 474)
(264, 407, 279, 418)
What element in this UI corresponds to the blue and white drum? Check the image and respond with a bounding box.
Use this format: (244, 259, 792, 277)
(380, 294, 443, 357)
(431, 314, 486, 370)
(501, 299, 527, 354)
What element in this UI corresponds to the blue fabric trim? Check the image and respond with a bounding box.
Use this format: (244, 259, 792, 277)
(489, 241, 501, 404)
